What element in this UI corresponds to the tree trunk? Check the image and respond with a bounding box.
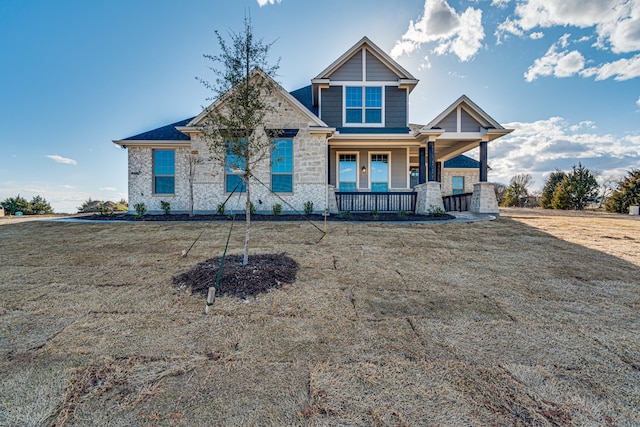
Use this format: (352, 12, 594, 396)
(243, 174, 250, 266)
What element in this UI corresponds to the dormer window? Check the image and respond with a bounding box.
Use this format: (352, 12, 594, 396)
(345, 86, 383, 125)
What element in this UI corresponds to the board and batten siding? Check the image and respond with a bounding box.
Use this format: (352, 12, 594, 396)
(437, 110, 457, 132)
(385, 87, 407, 128)
(330, 147, 409, 190)
(330, 50, 363, 81)
(461, 108, 482, 132)
(366, 52, 398, 81)
(320, 86, 343, 128)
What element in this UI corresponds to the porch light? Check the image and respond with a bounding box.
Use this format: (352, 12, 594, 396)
(361, 166, 367, 175)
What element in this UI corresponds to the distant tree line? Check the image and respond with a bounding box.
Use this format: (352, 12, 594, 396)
(1, 195, 54, 215)
(496, 164, 639, 213)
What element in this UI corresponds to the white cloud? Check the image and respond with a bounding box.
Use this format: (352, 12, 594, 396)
(580, 54, 640, 81)
(256, 0, 281, 6)
(391, 0, 485, 62)
(488, 116, 640, 188)
(491, 0, 511, 8)
(46, 155, 77, 165)
(497, 0, 639, 54)
(530, 32, 544, 40)
(637, 96, 640, 108)
(100, 187, 117, 192)
(524, 36, 585, 81)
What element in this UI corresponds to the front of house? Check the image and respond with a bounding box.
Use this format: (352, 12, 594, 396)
(114, 37, 512, 215)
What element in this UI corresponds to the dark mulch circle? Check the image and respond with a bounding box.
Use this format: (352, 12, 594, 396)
(173, 253, 298, 299)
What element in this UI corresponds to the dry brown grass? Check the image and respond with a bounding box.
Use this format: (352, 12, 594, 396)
(0, 211, 638, 426)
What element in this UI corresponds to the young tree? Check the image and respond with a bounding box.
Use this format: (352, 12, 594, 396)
(493, 182, 507, 205)
(605, 169, 640, 213)
(186, 150, 202, 217)
(540, 170, 566, 209)
(551, 163, 599, 210)
(199, 17, 280, 266)
(500, 174, 533, 207)
(551, 178, 571, 209)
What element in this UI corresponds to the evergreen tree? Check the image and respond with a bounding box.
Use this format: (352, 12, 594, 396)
(605, 169, 640, 213)
(550, 163, 599, 210)
(540, 170, 566, 209)
(500, 174, 533, 207)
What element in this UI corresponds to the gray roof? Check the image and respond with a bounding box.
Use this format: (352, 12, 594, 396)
(123, 117, 194, 141)
(289, 85, 317, 116)
(444, 155, 480, 169)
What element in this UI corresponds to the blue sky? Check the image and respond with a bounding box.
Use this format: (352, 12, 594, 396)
(1, 0, 639, 212)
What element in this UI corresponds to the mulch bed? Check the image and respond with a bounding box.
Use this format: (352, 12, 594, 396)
(173, 253, 299, 299)
(83, 212, 454, 222)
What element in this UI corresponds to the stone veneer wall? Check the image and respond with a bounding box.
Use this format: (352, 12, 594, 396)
(470, 182, 499, 215)
(127, 89, 329, 215)
(414, 182, 444, 214)
(441, 170, 479, 196)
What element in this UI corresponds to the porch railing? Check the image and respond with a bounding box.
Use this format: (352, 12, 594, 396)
(335, 192, 417, 212)
(442, 192, 473, 212)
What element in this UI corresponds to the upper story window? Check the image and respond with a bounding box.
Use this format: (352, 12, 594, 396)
(345, 86, 382, 125)
(153, 149, 175, 194)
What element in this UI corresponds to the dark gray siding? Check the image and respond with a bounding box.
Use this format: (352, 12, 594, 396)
(320, 86, 342, 128)
(330, 50, 362, 81)
(461, 108, 481, 132)
(385, 87, 407, 128)
(436, 110, 457, 132)
(366, 52, 397, 81)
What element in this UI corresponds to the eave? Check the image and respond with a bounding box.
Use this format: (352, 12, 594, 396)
(112, 140, 191, 148)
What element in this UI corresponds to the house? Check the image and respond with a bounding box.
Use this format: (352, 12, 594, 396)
(114, 37, 512, 215)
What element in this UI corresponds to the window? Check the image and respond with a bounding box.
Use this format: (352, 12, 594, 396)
(452, 176, 464, 195)
(338, 154, 357, 192)
(370, 154, 389, 192)
(225, 141, 246, 193)
(345, 86, 382, 124)
(153, 149, 175, 194)
(272, 138, 293, 192)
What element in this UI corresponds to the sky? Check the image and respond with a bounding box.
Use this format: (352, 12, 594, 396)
(1, 0, 639, 213)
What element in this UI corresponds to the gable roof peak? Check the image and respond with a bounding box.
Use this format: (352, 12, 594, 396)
(313, 36, 417, 82)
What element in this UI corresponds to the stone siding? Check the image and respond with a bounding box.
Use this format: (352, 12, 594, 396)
(441, 169, 479, 196)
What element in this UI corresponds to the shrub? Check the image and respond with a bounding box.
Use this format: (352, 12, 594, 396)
(338, 210, 351, 219)
(134, 202, 146, 218)
(249, 202, 256, 215)
(160, 201, 171, 215)
(216, 203, 225, 215)
(427, 206, 446, 217)
(303, 201, 314, 215)
(397, 210, 409, 219)
(272, 203, 282, 216)
(370, 209, 379, 219)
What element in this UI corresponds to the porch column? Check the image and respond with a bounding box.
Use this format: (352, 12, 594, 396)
(418, 147, 426, 184)
(427, 140, 436, 182)
(479, 140, 488, 182)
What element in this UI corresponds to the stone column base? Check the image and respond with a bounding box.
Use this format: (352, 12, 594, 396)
(327, 185, 339, 214)
(415, 182, 444, 214)
(470, 182, 499, 215)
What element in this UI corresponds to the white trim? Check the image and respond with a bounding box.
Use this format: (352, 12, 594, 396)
(362, 48, 367, 81)
(112, 140, 190, 148)
(330, 80, 395, 86)
(456, 106, 462, 132)
(405, 147, 410, 189)
(368, 151, 391, 192)
(336, 151, 360, 192)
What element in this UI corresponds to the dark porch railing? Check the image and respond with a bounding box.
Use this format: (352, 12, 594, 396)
(442, 192, 473, 212)
(336, 192, 417, 212)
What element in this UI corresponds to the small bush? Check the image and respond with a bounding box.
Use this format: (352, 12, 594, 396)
(97, 202, 113, 217)
(134, 202, 146, 218)
(427, 206, 445, 217)
(370, 209, 379, 219)
(272, 203, 282, 216)
(249, 202, 256, 215)
(397, 210, 409, 219)
(160, 201, 171, 215)
(303, 201, 314, 215)
(216, 203, 225, 215)
(338, 210, 351, 219)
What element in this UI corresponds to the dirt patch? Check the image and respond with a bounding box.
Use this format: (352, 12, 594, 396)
(173, 253, 299, 299)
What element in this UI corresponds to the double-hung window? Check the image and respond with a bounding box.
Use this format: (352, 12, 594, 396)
(452, 176, 464, 195)
(345, 86, 382, 124)
(153, 149, 175, 194)
(225, 140, 246, 193)
(271, 138, 293, 192)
